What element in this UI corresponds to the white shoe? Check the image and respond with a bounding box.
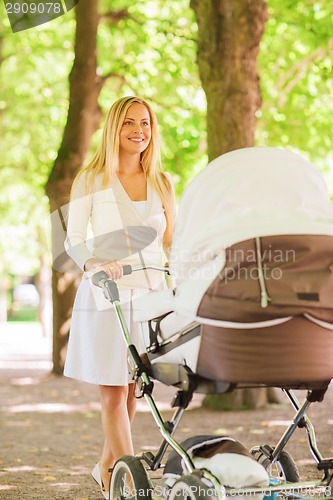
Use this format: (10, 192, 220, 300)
(92, 463, 110, 500)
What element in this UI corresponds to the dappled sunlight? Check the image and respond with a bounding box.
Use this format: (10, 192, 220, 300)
(136, 399, 172, 412)
(48, 481, 85, 490)
(0, 484, 18, 491)
(0, 359, 52, 370)
(0, 323, 52, 372)
(3, 398, 175, 414)
(139, 444, 160, 451)
(4, 401, 101, 414)
(59, 317, 71, 336)
(10, 377, 45, 386)
(1, 464, 92, 494)
(261, 419, 292, 427)
(297, 459, 318, 466)
(4, 465, 40, 472)
(3, 419, 32, 427)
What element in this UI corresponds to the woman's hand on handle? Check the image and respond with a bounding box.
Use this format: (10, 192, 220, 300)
(104, 260, 124, 280)
(84, 258, 124, 281)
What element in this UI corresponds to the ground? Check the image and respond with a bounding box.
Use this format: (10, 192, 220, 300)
(0, 322, 332, 499)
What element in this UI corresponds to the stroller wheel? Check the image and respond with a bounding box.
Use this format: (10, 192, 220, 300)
(168, 473, 218, 500)
(251, 448, 300, 483)
(110, 455, 152, 500)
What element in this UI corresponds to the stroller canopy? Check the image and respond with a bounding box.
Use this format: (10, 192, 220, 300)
(170, 147, 333, 283)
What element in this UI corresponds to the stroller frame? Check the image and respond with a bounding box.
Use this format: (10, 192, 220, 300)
(93, 266, 333, 500)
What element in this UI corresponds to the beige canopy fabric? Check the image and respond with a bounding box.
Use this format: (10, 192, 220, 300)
(169, 147, 333, 320)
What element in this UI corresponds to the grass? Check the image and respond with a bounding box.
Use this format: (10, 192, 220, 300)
(7, 308, 38, 322)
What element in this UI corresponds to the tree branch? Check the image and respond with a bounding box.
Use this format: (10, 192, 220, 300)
(99, 8, 132, 23)
(101, 71, 126, 82)
(276, 37, 333, 107)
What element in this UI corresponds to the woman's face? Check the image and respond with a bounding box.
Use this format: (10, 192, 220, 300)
(119, 103, 152, 156)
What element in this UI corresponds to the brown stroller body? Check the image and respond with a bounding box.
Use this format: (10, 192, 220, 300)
(196, 234, 333, 387)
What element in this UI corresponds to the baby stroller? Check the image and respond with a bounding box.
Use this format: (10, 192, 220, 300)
(93, 147, 333, 499)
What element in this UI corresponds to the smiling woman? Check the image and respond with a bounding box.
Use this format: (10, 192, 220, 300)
(120, 103, 152, 155)
(117, 103, 152, 202)
(63, 96, 176, 499)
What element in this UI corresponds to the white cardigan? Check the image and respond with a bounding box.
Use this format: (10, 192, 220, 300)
(64, 172, 166, 291)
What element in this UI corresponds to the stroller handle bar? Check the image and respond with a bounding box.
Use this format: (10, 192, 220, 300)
(124, 264, 170, 275)
(92, 264, 169, 286)
(91, 265, 170, 303)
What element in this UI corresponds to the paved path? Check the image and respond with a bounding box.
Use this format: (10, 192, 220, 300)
(0, 322, 332, 499)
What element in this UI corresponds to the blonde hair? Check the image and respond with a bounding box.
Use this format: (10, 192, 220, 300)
(72, 96, 175, 254)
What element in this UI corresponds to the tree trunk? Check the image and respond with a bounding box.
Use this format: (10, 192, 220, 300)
(191, 0, 268, 160)
(45, 0, 103, 374)
(191, 0, 272, 409)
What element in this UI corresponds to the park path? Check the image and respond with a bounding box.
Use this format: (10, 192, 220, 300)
(0, 322, 332, 499)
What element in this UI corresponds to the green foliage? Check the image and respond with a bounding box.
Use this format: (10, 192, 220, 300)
(0, 0, 205, 279)
(258, 0, 333, 190)
(0, 11, 74, 276)
(0, 0, 332, 281)
(8, 307, 38, 322)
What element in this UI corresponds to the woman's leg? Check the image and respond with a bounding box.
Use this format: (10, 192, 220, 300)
(98, 384, 135, 489)
(127, 383, 137, 423)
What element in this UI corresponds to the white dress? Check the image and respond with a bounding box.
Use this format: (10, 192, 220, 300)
(63, 173, 167, 385)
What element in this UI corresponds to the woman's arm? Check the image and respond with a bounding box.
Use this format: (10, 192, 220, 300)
(64, 174, 96, 271)
(64, 174, 124, 280)
(159, 171, 177, 259)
